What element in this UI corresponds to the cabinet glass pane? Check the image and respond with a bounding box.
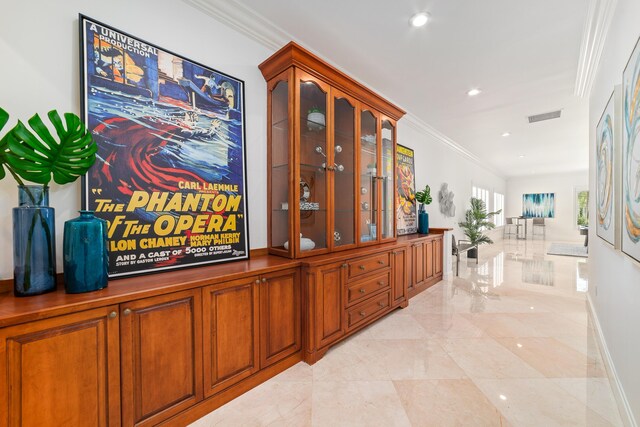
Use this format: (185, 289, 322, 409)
(360, 110, 377, 243)
(381, 120, 395, 239)
(271, 81, 289, 250)
(333, 97, 355, 247)
(299, 79, 327, 251)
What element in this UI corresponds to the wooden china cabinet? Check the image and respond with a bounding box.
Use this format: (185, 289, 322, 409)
(260, 42, 404, 259)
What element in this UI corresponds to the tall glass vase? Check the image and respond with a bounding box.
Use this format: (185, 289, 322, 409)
(63, 211, 109, 293)
(12, 185, 57, 296)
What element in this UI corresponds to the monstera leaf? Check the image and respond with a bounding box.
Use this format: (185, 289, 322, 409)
(0, 108, 10, 180)
(7, 110, 96, 185)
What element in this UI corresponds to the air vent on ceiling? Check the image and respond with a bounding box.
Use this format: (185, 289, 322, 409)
(527, 110, 562, 123)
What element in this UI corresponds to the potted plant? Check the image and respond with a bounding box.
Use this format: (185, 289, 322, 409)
(458, 197, 501, 258)
(0, 108, 97, 296)
(415, 184, 432, 234)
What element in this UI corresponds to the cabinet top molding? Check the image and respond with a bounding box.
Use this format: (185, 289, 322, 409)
(259, 41, 406, 121)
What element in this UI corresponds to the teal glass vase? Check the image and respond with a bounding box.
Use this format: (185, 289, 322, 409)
(418, 205, 430, 234)
(63, 211, 109, 293)
(12, 185, 57, 297)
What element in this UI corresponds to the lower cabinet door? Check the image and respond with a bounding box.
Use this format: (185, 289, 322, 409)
(392, 247, 409, 306)
(412, 243, 425, 288)
(0, 306, 120, 427)
(425, 240, 434, 280)
(434, 237, 443, 275)
(203, 277, 260, 397)
(120, 289, 203, 427)
(315, 262, 345, 349)
(260, 269, 301, 368)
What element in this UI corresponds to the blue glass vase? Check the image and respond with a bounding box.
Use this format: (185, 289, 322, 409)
(418, 205, 430, 234)
(13, 185, 57, 297)
(63, 211, 109, 293)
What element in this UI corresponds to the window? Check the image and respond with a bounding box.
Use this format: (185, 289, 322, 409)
(575, 189, 589, 227)
(494, 192, 504, 227)
(472, 186, 490, 209)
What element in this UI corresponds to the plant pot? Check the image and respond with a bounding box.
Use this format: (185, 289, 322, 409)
(12, 185, 56, 296)
(63, 211, 109, 293)
(467, 247, 478, 259)
(418, 207, 429, 234)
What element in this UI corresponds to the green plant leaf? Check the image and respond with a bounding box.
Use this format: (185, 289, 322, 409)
(415, 184, 432, 205)
(7, 110, 97, 185)
(0, 107, 10, 180)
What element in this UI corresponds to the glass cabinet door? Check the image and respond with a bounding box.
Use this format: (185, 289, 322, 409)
(381, 119, 396, 240)
(297, 75, 329, 254)
(270, 78, 290, 254)
(332, 93, 356, 249)
(359, 109, 378, 243)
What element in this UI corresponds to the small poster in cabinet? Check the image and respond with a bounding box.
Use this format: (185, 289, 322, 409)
(80, 15, 249, 277)
(396, 144, 417, 235)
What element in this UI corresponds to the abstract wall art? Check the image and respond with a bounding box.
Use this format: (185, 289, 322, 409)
(622, 37, 640, 262)
(438, 182, 456, 218)
(596, 91, 616, 246)
(522, 193, 555, 218)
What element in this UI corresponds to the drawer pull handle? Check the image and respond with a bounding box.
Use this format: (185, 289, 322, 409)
(342, 263, 348, 269)
(123, 308, 132, 316)
(359, 265, 366, 270)
(359, 311, 366, 317)
(378, 281, 385, 286)
(378, 302, 386, 308)
(378, 260, 385, 265)
(108, 311, 117, 319)
(359, 288, 366, 294)
(255, 279, 260, 285)
(262, 278, 267, 283)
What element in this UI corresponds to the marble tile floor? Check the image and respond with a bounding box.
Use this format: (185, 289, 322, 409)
(190, 239, 624, 427)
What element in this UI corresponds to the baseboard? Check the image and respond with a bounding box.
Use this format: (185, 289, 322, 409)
(587, 294, 638, 427)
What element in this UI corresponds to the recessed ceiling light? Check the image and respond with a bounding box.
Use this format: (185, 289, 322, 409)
(467, 88, 481, 97)
(519, 155, 526, 158)
(410, 12, 430, 27)
(502, 132, 511, 137)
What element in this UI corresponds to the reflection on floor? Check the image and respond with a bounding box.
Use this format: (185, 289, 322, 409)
(190, 239, 623, 427)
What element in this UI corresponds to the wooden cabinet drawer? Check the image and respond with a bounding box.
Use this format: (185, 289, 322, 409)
(346, 291, 391, 329)
(347, 252, 390, 280)
(346, 272, 390, 306)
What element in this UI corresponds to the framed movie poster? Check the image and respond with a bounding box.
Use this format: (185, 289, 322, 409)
(622, 37, 640, 263)
(80, 15, 249, 277)
(396, 144, 417, 235)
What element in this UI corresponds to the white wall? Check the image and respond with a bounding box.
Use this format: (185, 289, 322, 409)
(589, 0, 640, 422)
(0, 0, 271, 278)
(505, 171, 588, 242)
(399, 121, 507, 269)
(0, 0, 506, 279)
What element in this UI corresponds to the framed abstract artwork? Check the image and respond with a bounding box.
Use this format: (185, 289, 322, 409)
(396, 144, 417, 235)
(522, 193, 555, 218)
(80, 15, 249, 278)
(595, 91, 616, 246)
(622, 37, 640, 263)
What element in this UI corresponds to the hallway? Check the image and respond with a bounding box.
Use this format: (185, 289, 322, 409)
(191, 240, 623, 426)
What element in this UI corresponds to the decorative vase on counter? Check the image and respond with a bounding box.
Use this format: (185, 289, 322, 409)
(418, 205, 429, 234)
(12, 185, 56, 297)
(418, 205, 430, 234)
(63, 210, 109, 294)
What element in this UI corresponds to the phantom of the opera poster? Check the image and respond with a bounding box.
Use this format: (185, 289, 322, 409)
(81, 16, 249, 277)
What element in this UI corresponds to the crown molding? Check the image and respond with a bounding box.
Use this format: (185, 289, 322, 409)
(575, 0, 618, 97)
(402, 114, 505, 179)
(182, 0, 290, 50)
(183, 0, 505, 179)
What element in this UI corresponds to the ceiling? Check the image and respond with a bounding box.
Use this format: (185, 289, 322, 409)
(192, 0, 592, 178)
